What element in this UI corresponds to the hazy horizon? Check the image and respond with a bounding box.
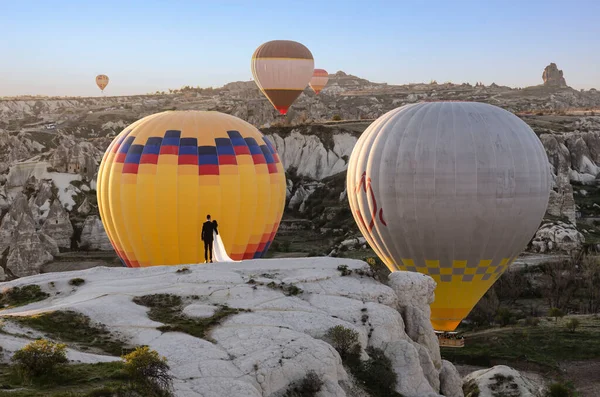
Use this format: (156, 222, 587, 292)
(1, 0, 599, 97)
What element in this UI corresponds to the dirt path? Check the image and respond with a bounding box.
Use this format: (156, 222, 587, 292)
(560, 360, 600, 397)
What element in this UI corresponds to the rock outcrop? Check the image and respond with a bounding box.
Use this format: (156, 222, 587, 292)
(49, 138, 100, 180)
(5, 214, 54, 278)
(41, 200, 74, 249)
(542, 63, 567, 87)
(463, 365, 544, 397)
(0, 258, 462, 397)
(530, 221, 584, 252)
(268, 128, 357, 180)
(79, 215, 112, 250)
(440, 360, 464, 397)
(0, 193, 57, 279)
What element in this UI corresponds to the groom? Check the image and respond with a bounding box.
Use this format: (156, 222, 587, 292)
(201, 214, 216, 263)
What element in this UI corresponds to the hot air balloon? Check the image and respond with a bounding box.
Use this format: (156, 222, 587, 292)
(347, 102, 551, 331)
(97, 111, 286, 267)
(251, 40, 314, 115)
(309, 69, 329, 94)
(96, 75, 109, 92)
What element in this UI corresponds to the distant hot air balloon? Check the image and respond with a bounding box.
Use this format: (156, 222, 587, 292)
(251, 40, 314, 115)
(347, 102, 551, 331)
(96, 75, 109, 92)
(309, 69, 329, 94)
(97, 111, 286, 267)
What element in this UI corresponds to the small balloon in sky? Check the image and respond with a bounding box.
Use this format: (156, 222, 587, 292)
(251, 40, 314, 115)
(96, 75, 109, 92)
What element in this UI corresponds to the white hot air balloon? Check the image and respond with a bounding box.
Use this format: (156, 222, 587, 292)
(347, 102, 551, 331)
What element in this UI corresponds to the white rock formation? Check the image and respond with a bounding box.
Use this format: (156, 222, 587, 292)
(0, 258, 459, 397)
(463, 365, 544, 397)
(388, 271, 442, 370)
(268, 130, 356, 180)
(6, 215, 54, 277)
(79, 215, 112, 251)
(41, 199, 74, 249)
(530, 221, 584, 252)
(440, 360, 464, 397)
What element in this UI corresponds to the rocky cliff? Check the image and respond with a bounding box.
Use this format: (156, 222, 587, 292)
(0, 258, 465, 397)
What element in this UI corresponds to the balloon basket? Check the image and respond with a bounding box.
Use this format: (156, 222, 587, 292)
(435, 331, 465, 348)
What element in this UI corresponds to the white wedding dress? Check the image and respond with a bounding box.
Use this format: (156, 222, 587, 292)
(212, 231, 237, 262)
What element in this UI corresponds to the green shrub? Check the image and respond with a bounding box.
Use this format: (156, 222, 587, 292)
(337, 265, 352, 276)
(565, 318, 580, 333)
(355, 347, 400, 396)
(546, 381, 577, 397)
(122, 346, 173, 396)
(11, 339, 68, 380)
(0, 285, 49, 308)
(326, 325, 360, 360)
(69, 278, 86, 286)
(284, 371, 323, 397)
(332, 114, 342, 121)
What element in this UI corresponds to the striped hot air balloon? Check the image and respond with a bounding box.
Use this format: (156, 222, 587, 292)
(96, 75, 109, 92)
(347, 102, 551, 331)
(251, 40, 314, 115)
(309, 69, 329, 94)
(97, 111, 286, 267)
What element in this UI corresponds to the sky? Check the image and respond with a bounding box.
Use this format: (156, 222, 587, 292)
(1, 0, 599, 97)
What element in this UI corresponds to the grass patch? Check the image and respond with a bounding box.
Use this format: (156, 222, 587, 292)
(133, 294, 249, 341)
(0, 361, 128, 396)
(11, 311, 126, 356)
(68, 278, 85, 287)
(265, 281, 303, 296)
(442, 316, 600, 369)
(0, 285, 49, 310)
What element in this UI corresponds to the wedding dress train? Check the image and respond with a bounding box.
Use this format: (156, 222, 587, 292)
(212, 231, 238, 262)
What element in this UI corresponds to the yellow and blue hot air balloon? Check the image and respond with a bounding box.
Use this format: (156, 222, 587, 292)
(347, 102, 551, 331)
(96, 111, 286, 267)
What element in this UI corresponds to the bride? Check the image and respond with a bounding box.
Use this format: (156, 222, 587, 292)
(211, 220, 237, 262)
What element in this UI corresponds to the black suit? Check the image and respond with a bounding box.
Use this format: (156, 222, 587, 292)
(201, 221, 215, 261)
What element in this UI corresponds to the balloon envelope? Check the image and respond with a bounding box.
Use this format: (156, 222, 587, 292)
(97, 111, 286, 267)
(309, 69, 329, 94)
(251, 40, 314, 115)
(96, 75, 109, 91)
(347, 102, 551, 331)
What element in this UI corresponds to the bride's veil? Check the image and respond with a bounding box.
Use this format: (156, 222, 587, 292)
(212, 221, 237, 262)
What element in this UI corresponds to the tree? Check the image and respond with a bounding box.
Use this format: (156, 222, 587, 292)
(467, 288, 500, 327)
(122, 346, 173, 396)
(539, 255, 580, 310)
(549, 307, 565, 322)
(565, 318, 580, 333)
(12, 339, 68, 380)
(579, 255, 600, 314)
(494, 269, 528, 304)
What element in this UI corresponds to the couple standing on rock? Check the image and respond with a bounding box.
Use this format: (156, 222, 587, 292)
(201, 215, 233, 263)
